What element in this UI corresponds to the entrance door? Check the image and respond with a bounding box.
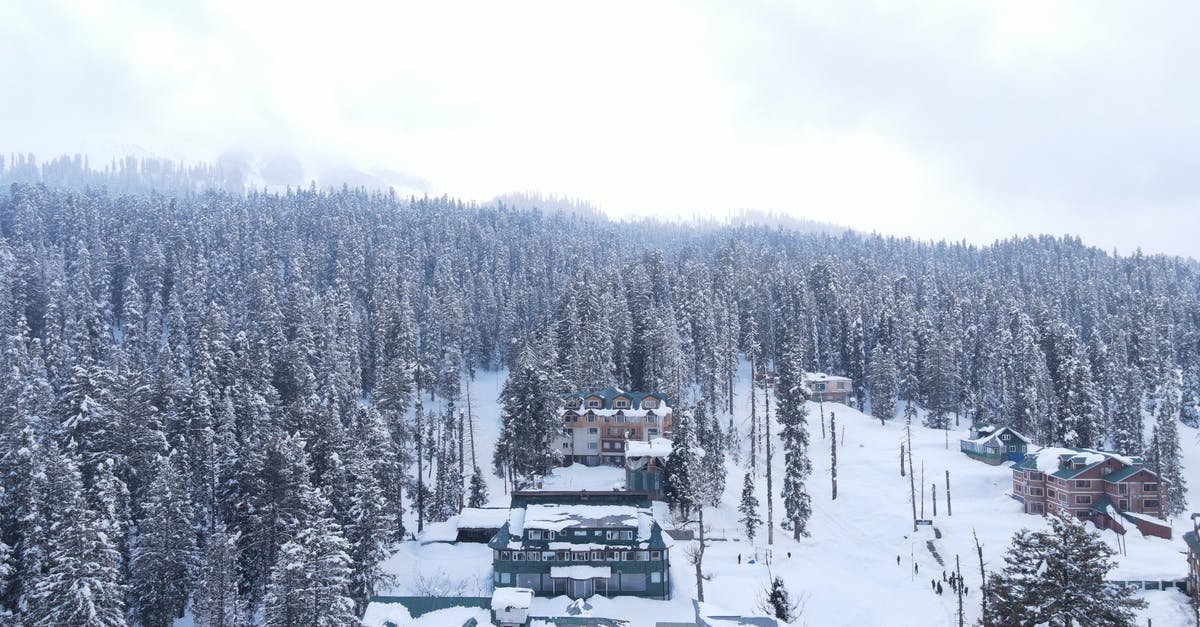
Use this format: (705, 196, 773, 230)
(571, 578, 594, 598)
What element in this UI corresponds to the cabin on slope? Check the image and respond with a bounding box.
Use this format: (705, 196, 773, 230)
(802, 372, 853, 404)
(557, 387, 673, 467)
(1011, 447, 1172, 539)
(960, 423, 1032, 464)
(489, 490, 672, 600)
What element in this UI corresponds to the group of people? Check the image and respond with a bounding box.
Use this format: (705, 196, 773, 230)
(930, 570, 969, 597)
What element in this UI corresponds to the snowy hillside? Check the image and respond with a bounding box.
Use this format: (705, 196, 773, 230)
(377, 363, 1198, 626)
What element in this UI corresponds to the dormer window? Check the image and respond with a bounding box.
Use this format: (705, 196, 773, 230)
(614, 398, 630, 409)
(643, 398, 658, 409)
(529, 530, 543, 540)
(587, 398, 601, 409)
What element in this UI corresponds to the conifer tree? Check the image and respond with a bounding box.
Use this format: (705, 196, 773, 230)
(192, 522, 241, 627)
(738, 471, 762, 542)
(777, 330, 813, 539)
(468, 466, 489, 508)
(129, 454, 196, 627)
(983, 513, 1144, 626)
(868, 344, 897, 423)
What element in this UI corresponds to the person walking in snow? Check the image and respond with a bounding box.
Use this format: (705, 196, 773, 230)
(914, 563, 919, 574)
(737, 554, 741, 565)
(936, 582, 943, 595)
(931, 579, 936, 591)
(897, 555, 901, 565)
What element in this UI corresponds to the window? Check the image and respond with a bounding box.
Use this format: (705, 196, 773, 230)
(573, 551, 588, 560)
(588, 427, 598, 434)
(574, 530, 587, 537)
(648, 428, 659, 435)
(837, 382, 845, 390)
(530, 530, 542, 540)
(528, 551, 540, 561)
(620, 573, 646, 592)
(1074, 480, 1091, 489)
(1047, 489, 1056, 499)
(1014, 484, 1023, 494)
(638, 551, 650, 560)
(1001, 434, 1010, 441)
(546, 531, 556, 540)
(1118, 499, 1128, 510)
(591, 551, 602, 560)
(514, 552, 525, 561)
(650, 571, 662, 583)
(1143, 499, 1160, 509)
(650, 551, 662, 559)
(1031, 502, 1044, 514)
(616, 415, 626, 423)
(624, 551, 635, 561)
(620, 530, 634, 540)
(643, 398, 658, 409)
(587, 442, 597, 450)
(1029, 487, 1043, 496)
(588, 399, 601, 408)
(646, 414, 658, 424)
(606, 551, 617, 561)
(816, 382, 826, 391)
(1143, 483, 1158, 492)
(606, 530, 619, 540)
(499, 572, 512, 584)
(543, 552, 556, 561)
(1029, 472, 1043, 481)
(615, 398, 629, 409)
(1074, 495, 1091, 505)
(1118, 483, 1128, 494)
(500, 551, 510, 560)
(587, 414, 596, 422)
(1100, 466, 1111, 476)
(557, 551, 569, 561)
(1008, 445, 1017, 453)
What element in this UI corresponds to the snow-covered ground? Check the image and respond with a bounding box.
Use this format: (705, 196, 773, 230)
(374, 363, 1199, 626)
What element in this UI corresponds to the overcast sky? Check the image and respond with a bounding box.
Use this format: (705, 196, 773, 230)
(2, 1, 1198, 257)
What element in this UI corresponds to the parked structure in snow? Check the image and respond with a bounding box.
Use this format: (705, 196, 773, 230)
(557, 387, 673, 466)
(489, 490, 672, 600)
(624, 437, 672, 496)
(1011, 447, 1172, 539)
(491, 587, 534, 626)
(960, 424, 1032, 465)
(1186, 514, 1200, 600)
(802, 372, 853, 404)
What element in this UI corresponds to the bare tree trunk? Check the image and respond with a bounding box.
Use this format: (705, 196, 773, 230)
(831, 412, 838, 500)
(956, 554, 965, 627)
(750, 360, 757, 473)
(766, 383, 774, 546)
(907, 419, 917, 532)
(694, 507, 707, 602)
(921, 461, 925, 519)
(900, 444, 905, 477)
(946, 470, 952, 516)
(932, 483, 937, 516)
(467, 377, 476, 469)
(458, 411, 465, 510)
(974, 529, 986, 623)
(819, 400, 826, 439)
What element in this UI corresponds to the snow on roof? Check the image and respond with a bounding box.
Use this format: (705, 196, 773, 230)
(550, 565, 612, 579)
(457, 507, 508, 529)
(514, 504, 641, 535)
(963, 426, 1032, 445)
(624, 437, 673, 458)
(490, 587, 534, 611)
(1027, 447, 1107, 474)
(803, 372, 851, 382)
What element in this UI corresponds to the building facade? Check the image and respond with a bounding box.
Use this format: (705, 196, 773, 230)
(557, 387, 673, 466)
(960, 424, 1031, 464)
(802, 372, 853, 404)
(1186, 514, 1200, 601)
(489, 491, 672, 600)
(1012, 448, 1171, 539)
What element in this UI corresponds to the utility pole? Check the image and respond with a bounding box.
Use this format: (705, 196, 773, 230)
(831, 412, 838, 500)
(750, 359, 757, 473)
(933, 483, 937, 516)
(920, 460, 925, 519)
(974, 529, 986, 621)
(907, 408, 917, 532)
(467, 377, 477, 468)
(819, 400, 826, 439)
(900, 444, 905, 477)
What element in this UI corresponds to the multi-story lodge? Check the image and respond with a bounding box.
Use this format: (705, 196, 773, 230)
(1011, 447, 1172, 539)
(802, 372, 853, 404)
(1186, 514, 1200, 603)
(489, 491, 672, 600)
(557, 387, 673, 466)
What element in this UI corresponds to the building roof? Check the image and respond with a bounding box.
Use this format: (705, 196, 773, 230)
(564, 387, 672, 411)
(625, 438, 673, 459)
(802, 372, 852, 384)
(490, 587, 534, 611)
(457, 507, 509, 529)
(962, 426, 1032, 447)
(516, 503, 645, 535)
(1185, 530, 1200, 556)
(1102, 465, 1149, 484)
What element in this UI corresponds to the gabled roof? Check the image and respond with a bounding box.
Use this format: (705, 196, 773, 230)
(1102, 465, 1151, 484)
(964, 426, 1032, 446)
(563, 387, 671, 410)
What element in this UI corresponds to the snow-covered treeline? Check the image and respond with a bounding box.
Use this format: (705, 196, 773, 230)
(0, 162, 1197, 623)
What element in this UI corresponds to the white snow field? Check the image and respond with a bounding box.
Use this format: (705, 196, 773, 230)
(370, 365, 1198, 626)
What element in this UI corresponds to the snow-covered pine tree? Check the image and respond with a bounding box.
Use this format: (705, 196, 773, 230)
(1148, 367, 1187, 518)
(192, 521, 241, 627)
(983, 512, 1145, 626)
(776, 329, 813, 540)
(696, 401, 726, 507)
(493, 339, 562, 488)
(25, 445, 127, 627)
(129, 454, 197, 627)
(868, 344, 897, 423)
(738, 471, 762, 542)
(663, 403, 702, 518)
(263, 485, 357, 627)
(468, 466, 489, 508)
